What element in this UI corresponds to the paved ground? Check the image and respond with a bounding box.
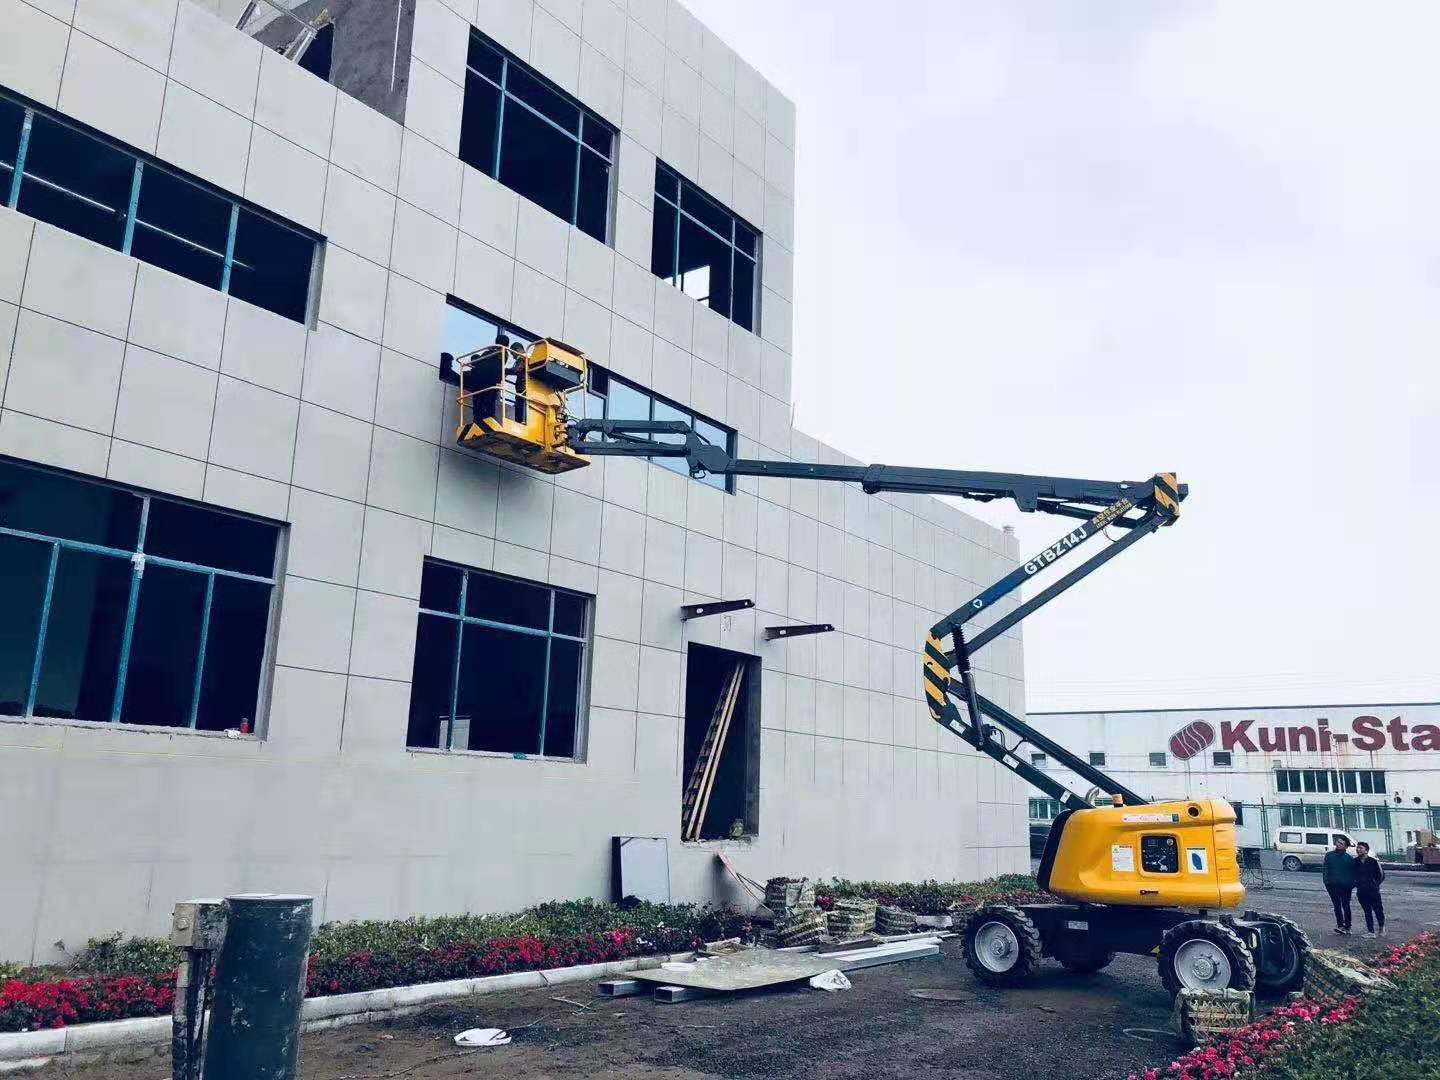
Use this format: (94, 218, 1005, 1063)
(50, 870, 1440, 1080)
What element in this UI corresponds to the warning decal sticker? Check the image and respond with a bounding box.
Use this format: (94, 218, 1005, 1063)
(1112, 844, 1135, 872)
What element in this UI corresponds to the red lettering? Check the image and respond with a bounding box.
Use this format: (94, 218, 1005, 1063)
(1352, 716, 1385, 752)
(1288, 726, 1318, 752)
(1259, 726, 1286, 752)
(1318, 718, 1333, 752)
(1387, 716, 1410, 751)
(1220, 719, 1257, 752)
(1414, 724, 1440, 751)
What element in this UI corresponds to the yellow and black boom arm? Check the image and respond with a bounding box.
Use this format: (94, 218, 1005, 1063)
(568, 418, 1185, 811)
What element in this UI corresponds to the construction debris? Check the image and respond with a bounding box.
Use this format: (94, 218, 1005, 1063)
(765, 877, 816, 916)
(1303, 948, 1398, 1000)
(1173, 988, 1254, 1044)
(877, 905, 917, 935)
(454, 1028, 511, 1047)
(827, 898, 878, 937)
(774, 911, 828, 947)
(808, 969, 852, 992)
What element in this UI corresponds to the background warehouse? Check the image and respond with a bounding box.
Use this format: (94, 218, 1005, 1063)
(0, 0, 1028, 963)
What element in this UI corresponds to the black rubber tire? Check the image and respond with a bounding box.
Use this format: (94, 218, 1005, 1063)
(1158, 919, 1257, 997)
(1282, 856, 1303, 872)
(1250, 913, 1311, 994)
(1058, 944, 1117, 974)
(963, 904, 1043, 986)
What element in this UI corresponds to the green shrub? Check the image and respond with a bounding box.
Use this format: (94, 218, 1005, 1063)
(64, 933, 181, 978)
(816, 874, 1042, 915)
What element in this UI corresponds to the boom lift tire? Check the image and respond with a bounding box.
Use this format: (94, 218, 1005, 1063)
(1157, 920, 1256, 996)
(963, 904, 1042, 986)
(1249, 913, 1311, 994)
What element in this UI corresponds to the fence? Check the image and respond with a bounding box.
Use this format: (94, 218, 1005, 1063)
(1235, 800, 1440, 859)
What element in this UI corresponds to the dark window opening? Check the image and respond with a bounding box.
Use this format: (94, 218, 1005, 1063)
(1149, 751, 1167, 767)
(407, 560, 589, 758)
(0, 457, 281, 730)
(0, 87, 319, 323)
(1140, 834, 1179, 874)
(1089, 751, 1106, 767)
(651, 161, 760, 332)
(458, 30, 615, 243)
(682, 643, 760, 842)
(1212, 751, 1232, 767)
(296, 24, 334, 81)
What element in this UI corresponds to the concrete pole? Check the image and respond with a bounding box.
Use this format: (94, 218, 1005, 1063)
(202, 894, 314, 1080)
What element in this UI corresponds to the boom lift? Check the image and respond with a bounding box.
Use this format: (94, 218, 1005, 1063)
(440, 338, 1311, 997)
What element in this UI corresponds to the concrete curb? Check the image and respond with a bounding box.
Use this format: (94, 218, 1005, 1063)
(0, 951, 692, 1072)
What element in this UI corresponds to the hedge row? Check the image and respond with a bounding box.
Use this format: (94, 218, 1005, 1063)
(2, 876, 1039, 1032)
(1131, 931, 1440, 1080)
(816, 873, 1044, 915)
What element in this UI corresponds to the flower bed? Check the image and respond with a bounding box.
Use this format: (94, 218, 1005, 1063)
(1, 875, 1042, 1033)
(1131, 931, 1440, 1080)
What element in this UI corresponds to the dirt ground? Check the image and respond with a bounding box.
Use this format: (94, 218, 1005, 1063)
(46, 871, 1440, 1080)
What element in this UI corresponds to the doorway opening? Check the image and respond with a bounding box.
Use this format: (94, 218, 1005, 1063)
(682, 644, 760, 842)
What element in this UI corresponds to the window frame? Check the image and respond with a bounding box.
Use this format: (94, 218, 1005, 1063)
(1212, 750, 1233, 767)
(652, 160, 761, 333)
(1149, 751, 1168, 767)
(1088, 751, 1106, 767)
(0, 457, 282, 732)
(0, 87, 321, 324)
(409, 561, 592, 761)
(459, 30, 617, 243)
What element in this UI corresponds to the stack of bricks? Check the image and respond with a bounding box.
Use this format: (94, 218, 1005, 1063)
(766, 878, 826, 947)
(826, 898, 878, 938)
(876, 905, 917, 936)
(1173, 988, 1255, 1045)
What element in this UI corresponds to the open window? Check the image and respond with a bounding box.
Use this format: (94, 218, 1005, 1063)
(681, 644, 760, 841)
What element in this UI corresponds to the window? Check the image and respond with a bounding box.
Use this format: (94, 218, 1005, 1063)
(1279, 830, 1301, 844)
(1149, 752, 1167, 767)
(652, 161, 760, 332)
(1231, 802, 1244, 826)
(1088, 751, 1106, 767)
(1030, 752, 1047, 768)
(1359, 770, 1387, 794)
(1028, 798, 1062, 821)
(1304, 832, 1329, 846)
(459, 31, 615, 243)
(443, 300, 737, 492)
(407, 561, 589, 758)
(1212, 751, 1232, 767)
(1, 89, 318, 323)
(1140, 835, 1179, 873)
(0, 458, 280, 730)
(1276, 768, 1300, 793)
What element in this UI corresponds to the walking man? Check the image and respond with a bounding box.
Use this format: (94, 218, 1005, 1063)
(1322, 834, 1355, 934)
(1354, 841, 1386, 936)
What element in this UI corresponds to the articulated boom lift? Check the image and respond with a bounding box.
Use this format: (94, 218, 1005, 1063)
(440, 337, 1310, 997)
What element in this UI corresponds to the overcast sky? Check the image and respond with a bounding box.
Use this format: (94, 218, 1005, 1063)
(684, 1, 1440, 712)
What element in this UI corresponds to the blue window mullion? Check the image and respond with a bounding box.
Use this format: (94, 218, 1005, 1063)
(121, 160, 143, 254)
(571, 118, 583, 226)
(186, 573, 216, 729)
(108, 499, 149, 724)
(23, 542, 61, 717)
(219, 203, 240, 294)
(446, 573, 469, 749)
(536, 589, 555, 756)
(8, 109, 32, 209)
(492, 59, 508, 179)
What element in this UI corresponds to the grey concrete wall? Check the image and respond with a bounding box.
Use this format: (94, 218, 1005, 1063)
(0, 0, 1028, 964)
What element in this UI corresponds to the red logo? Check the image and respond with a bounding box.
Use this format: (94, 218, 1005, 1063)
(1169, 720, 1216, 762)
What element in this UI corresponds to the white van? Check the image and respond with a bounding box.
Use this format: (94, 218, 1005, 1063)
(1274, 827, 1351, 872)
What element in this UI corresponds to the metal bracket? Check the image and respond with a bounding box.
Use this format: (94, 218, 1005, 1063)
(681, 598, 754, 621)
(763, 623, 835, 641)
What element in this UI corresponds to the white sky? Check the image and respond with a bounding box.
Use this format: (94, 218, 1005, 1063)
(684, 1, 1440, 712)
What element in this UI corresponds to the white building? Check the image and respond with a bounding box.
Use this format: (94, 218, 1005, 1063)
(0, 0, 1029, 962)
(1029, 704, 1440, 855)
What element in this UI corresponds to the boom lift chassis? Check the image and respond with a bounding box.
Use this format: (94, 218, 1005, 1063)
(567, 417, 1309, 997)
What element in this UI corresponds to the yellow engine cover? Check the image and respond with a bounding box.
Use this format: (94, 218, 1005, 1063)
(1044, 798, 1245, 909)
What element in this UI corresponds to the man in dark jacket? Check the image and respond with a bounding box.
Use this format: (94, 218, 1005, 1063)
(1322, 835, 1356, 934)
(1354, 841, 1385, 935)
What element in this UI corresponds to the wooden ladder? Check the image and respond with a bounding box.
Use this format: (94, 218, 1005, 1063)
(681, 661, 744, 841)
